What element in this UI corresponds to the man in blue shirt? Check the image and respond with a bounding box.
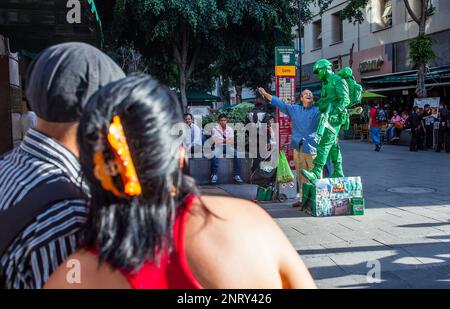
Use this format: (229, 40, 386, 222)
(258, 87, 320, 207)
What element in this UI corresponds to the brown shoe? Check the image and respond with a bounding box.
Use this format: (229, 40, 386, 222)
(292, 201, 302, 208)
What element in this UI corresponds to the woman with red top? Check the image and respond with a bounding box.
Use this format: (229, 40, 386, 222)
(44, 75, 316, 289)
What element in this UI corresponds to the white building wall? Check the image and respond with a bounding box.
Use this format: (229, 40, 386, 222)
(301, 0, 450, 66)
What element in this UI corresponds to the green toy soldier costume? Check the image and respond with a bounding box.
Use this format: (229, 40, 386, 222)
(302, 59, 351, 183)
(337, 67, 363, 130)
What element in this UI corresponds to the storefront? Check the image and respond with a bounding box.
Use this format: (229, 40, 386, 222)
(362, 66, 450, 112)
(358, 30, 450, 114)
(353, 44, 394, 83)
(0, 0, 102, 155)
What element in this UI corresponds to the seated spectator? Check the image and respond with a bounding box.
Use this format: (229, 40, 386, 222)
(44, 74, 316, 289)
(267, 115, 277, 151)
(182, 113, 203, 158)
(384, 110, 401, 144)
(210, 114, 243, 184)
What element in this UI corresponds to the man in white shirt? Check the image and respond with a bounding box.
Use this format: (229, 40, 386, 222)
(210, 114, 243, 184)
(182, 113, 203, 158)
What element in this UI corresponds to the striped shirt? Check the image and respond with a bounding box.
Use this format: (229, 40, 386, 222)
(0, 129, 88, 289)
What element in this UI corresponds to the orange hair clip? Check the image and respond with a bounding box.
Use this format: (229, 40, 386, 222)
(93, 115, 142, 197)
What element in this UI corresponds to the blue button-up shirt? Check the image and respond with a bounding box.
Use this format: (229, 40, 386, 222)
(271, 96, 320, 154)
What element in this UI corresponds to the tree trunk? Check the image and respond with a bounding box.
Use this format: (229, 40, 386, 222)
(235, 85, 242, 104)
(176, 63, 188, 112)
(416, 62, 427, 98)
(179, 72, 188, 112)
(404, 0, 428, 98)
(173, 28, 201, 112)
(419, 0, 427, 35)
(415, 0, 428, 98)
(174, 29, 189, 112)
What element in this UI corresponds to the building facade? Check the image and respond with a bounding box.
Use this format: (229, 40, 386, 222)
(0, 0, 102, 155)
(299, 0, 450, 110)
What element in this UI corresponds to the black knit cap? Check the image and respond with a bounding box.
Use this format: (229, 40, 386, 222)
(26, 42, 125, 122)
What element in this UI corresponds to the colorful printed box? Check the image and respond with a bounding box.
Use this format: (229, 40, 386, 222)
(302, 177, 365, 217)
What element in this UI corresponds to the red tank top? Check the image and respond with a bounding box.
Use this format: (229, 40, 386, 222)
(90, 194, 203, 289)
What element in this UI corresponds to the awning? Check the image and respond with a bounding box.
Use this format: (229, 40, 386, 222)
(231, 102, 254, 109)
(362, 91, 386, 99)
(179, 90, 220, 105)
(362, 66, 450, 91)
(362, 82, 450, 93)
(0, 0, 103, 53)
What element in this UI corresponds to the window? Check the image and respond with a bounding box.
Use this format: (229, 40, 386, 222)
(382, 0, 392, 27)
(312, 20, 322, 50)
(371, 0, 392, 32)
(331, 12, 343, 44)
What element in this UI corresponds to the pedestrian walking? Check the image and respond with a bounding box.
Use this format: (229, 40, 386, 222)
(369, 102, 385, 152)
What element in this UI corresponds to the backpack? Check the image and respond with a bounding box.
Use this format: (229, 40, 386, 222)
(375, 108, 387, 124)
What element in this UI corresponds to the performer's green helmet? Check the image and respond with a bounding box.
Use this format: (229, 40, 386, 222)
(313, 59, 332, 74)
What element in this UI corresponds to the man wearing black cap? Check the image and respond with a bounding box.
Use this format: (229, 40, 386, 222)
(0, 42, 125, 289)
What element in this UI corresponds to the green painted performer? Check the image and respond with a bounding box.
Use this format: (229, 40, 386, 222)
(301, 59, 357, 183)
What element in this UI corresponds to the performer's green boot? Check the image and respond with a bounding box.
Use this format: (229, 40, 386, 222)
(301, 167, 322, 183)
(331, 163, 344, 178)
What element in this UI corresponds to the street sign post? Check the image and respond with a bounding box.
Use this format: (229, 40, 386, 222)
(275, 46, 296, 170)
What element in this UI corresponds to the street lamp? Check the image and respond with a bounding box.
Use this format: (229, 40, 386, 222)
(297, 0, 302, 93)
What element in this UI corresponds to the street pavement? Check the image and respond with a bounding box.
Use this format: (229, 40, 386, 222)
(200, 140, 450, 288)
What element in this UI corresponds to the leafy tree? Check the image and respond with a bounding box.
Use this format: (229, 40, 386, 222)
(105, 0, 435, 107)
(111, 0, 229, 110)
(217, 5, 295, 103)
(105, 0, 327, 109)
(341, 0, 435, 98)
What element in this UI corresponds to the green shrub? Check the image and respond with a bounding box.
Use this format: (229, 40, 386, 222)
(201, 107, 254, 126)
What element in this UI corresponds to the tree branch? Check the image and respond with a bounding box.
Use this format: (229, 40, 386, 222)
(186, 42, 201, 79)
(420, 0, 427, 31)
(404, 0, 421, 25)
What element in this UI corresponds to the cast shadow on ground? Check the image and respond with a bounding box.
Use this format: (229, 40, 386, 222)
(298, 239, 450, 289)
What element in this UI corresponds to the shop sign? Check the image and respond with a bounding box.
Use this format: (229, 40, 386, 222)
(359, 56, 384, 73)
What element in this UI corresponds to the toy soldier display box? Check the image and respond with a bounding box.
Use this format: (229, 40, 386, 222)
(302, 177, 364, 217)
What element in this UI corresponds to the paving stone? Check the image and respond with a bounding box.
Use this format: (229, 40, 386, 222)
(202, 141, 450, 288)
